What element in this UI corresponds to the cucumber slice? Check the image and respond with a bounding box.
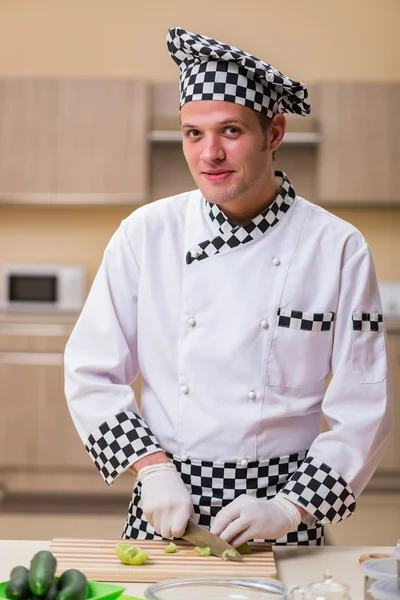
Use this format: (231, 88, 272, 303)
(115, 544, 150, 566)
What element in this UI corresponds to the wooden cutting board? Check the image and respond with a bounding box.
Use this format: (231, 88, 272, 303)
(50, 538, 276, 583)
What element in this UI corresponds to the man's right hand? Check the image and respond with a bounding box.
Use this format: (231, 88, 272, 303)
(137, 462, 194, 539)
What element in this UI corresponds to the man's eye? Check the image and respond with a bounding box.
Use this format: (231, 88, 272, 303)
(187, 130, 201, 138)
(224, 127, 240, 135)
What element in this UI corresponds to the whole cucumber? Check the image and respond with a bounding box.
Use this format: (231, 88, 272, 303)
(57, 569, 88, 600)
(5, 566, 30, 600)
(29, 551, 57, 596)
(32, 580, 58, 600)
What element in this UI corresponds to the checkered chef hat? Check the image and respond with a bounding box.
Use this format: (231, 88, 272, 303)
(166, 27, 311, 119)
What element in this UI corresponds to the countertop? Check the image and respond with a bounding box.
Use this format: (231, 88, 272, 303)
(0, 540, 395, 598)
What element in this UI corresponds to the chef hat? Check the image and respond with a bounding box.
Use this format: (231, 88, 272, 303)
(166, 27, 311, 119)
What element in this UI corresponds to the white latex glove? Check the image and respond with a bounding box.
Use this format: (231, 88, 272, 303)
(138, 462, 194, 539)
(210, 494, 302, 547)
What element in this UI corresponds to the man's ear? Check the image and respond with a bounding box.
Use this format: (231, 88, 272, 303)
(269, 114, 287, 152)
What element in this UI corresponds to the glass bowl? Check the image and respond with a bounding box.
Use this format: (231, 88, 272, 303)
(144, 577, 286, 600)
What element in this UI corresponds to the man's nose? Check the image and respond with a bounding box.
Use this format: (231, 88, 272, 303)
(201, 135, 226, 163)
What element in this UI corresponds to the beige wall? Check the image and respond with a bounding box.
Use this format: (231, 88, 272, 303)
(0, 0, 399, 81)
(0, 0, 399, 288)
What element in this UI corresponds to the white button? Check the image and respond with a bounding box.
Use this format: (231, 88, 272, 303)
(240, 459, 248, 467)
(190, 250, 199, 259)
(248, 390, 256, 400)
(260, 319, 269, 329)
(188, 317, 196, 327)
(180, 385, 190, 395)
(181, 454, 188, 462)
(272, 257, 281, 266)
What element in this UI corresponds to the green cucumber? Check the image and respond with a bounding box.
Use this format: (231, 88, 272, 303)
(5, 566, 30, 600)
(57, 569, 88, 600)
(33, 580, 58, 600)
(29, 551, 57, 596)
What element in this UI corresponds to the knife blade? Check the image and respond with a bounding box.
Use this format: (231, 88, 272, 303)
(182, 520, 243, 561)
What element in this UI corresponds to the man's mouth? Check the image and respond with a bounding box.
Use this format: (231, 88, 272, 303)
(203, 170, 234, 182)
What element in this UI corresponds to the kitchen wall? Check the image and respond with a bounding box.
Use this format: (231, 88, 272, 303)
(0, 0, 399, 286)
(0, 207, 399, 288)
(0, 0, 399, 81)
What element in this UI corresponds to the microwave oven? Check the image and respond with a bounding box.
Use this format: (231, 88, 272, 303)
(1, 263, 86, 313)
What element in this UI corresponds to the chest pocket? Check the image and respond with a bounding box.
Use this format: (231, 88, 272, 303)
(266, 308, 335, 389)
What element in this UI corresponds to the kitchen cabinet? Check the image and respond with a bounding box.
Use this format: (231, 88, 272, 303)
(0, 359, 85, 468)
(0, 79, 150, 203)
(316, 83, 400, 204)
(0, 321, 136, 496)
(0, 324, 88, 469)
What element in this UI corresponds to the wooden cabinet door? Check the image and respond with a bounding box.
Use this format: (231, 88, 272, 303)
(0, 79, 150, 198)
(316, 83, 400, 204)
(0, 354, 90, 469)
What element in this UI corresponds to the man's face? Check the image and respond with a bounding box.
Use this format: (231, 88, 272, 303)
(181, 100, 272, 207)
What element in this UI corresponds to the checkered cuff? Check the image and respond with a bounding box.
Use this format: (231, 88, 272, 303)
(280, 456, 356, 524)
(85, 411, 162, 485)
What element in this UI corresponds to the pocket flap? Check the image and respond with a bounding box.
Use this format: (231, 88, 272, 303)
(277, 308, 335, 332)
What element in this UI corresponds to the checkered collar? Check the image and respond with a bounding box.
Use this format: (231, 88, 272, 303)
(186, 171, 296, 265)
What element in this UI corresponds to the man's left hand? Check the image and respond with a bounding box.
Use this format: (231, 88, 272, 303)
(209, 494, 303, 547)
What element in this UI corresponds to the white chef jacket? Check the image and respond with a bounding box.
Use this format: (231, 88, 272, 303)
(64, 176, 392, 513)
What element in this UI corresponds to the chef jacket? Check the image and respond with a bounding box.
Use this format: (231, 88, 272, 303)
(64, 172, 393, 526)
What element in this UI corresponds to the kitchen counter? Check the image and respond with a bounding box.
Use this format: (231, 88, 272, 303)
(0, 540, 395, 598)
(0, 312, 77, 325)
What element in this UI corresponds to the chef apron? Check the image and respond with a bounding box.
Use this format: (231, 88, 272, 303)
(122, 450, 324, 545)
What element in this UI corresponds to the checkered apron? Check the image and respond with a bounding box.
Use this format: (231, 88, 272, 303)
(122, 450, 324, 545)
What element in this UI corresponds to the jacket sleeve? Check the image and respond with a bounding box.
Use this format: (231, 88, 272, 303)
(280, 241, 393, 524)
(64, 220, 162, 485)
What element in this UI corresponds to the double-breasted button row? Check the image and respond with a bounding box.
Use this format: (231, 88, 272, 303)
(188, 316, 269, 330)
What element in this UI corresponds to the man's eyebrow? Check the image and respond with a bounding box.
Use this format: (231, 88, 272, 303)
(219, 118, 248, 127)
(181, 118, 248, 129)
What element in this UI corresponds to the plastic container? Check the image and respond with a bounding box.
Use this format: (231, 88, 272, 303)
(361, 558, 398, 581)
(361, 553, 399, 599)
(0, 580, 126, 600)
(369, 578, 400, 600)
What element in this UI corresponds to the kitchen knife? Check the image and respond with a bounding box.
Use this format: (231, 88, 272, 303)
(182, 520, 243, 561)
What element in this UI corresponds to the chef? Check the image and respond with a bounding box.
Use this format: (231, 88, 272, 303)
(64, 27, 393, 547)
